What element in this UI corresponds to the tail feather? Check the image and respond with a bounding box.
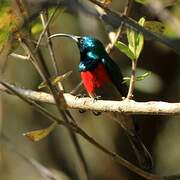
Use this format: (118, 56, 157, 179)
(127, 131, 153, 171)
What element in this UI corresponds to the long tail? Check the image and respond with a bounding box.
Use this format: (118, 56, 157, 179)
(126, 131, 153, 171)
(112, 112, 153, 170)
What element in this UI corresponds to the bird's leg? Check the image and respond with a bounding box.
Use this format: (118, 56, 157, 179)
(75, 93, 87, 99)
(93, 95, 102, 102)
(88, 92, 102, 116)
(92, 111, 101, 116)
(75, 94, 87, 113)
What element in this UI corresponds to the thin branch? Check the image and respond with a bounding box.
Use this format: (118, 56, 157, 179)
(9, 53, 30, 60)
(22, 36, 89, 179)
(127, 60, 137, 99)
(106, 0, 133, 53)
(39, 9, 89, 179)
(35, 10, 57, 50)
(70, 81, 83, 95)
(39, 11, 64, 90)
(1, 82, 180, 116)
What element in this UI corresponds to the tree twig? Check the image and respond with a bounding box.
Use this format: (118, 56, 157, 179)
(127, 60, 137, 99)
(9, 53, 30, 60)
(39, 10, 89, 180)
(35, 8, 59, 51)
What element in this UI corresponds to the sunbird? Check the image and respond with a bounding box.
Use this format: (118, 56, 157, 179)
(49, 34, 153, 170)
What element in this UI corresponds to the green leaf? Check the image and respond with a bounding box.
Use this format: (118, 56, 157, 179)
(115, 41, 135, 60)
(0, 3, 19, 53)
(31, 21, 43, 35)
(23, 122, 57, 142)
(135, 17, 145, 60)
(123, 71, 151, 83)
(127, 27, 136, 56)
(144, 21, 165, 34)
(127, 17, 145, 61)
(136, 71, 151, 81)
(135, 0, 148, 4)
(122, 76, 131, 84)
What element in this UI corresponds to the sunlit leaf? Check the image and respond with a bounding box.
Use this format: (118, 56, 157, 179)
(102, 0, 113, 5)
(23, 122, 57, 142)
(127, 27, 136, 56)
(0, 2, 20, 54)
(135, 17, 145, 60)
(122, 76, 131, 84)
(145, 21, 165, 34)
(127, 17, 145, 61)
(123, 71, 151, 83)
(31, 21, 43, 35)
(115, 41, 135, 60)
(135, 0, 148, 4)
(136, 71, 151, 81)
(135, 0, 177, 6)
(38, 70, 73, 89)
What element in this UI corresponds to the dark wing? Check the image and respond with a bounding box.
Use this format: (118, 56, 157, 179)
(101, 56, 128, 97)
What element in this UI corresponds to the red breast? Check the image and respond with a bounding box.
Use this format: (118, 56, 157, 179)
(80, 63, 111, 93)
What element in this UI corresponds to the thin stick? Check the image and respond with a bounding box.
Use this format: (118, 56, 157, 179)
(35, 8, 59, 50)
(127, 60, 137, 99)
(39, 12, 64, 90)
(10, 53, 30, 60)
(105, 0, 133, 53)
(39, 10, 89, 179)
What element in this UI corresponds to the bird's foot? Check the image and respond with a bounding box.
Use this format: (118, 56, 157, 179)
(92, 96, 102, 116)
(93, 95, 101, 102)
(75, 94, 87, 113)
(92, 111, 101, 116)
(79, 109, 86, 114)
(75, 93, 87, 99)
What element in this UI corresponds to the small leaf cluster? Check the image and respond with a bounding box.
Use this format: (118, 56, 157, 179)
(115, 17, 150, 83)
(116, 17, 145, 61)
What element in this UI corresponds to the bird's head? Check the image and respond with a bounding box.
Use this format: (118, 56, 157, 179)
(49, 34, 106, 56)
(77, 36, 105, 53)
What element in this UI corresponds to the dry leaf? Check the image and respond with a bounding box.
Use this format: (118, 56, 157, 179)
(101, 0, 112, 6)
(23, 122, 57, 142)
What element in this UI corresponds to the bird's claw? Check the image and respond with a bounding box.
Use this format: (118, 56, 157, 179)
(93, 95, 101, 102)
(79, 109, 86, 114)
(75, 94, 87, 113)
(75, 93, 87, 99)
(92, 111, 101, 116)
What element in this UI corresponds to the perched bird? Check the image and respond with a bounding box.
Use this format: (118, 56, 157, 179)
(49, 34, 153, 170)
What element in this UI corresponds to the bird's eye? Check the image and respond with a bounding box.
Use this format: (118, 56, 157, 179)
(79, 39, 83, 44)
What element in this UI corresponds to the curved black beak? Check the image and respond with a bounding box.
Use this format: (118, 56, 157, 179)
(49, 33, 80, 43)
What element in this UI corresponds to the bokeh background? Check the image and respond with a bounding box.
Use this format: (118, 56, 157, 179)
(1, 0, 180, 179)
